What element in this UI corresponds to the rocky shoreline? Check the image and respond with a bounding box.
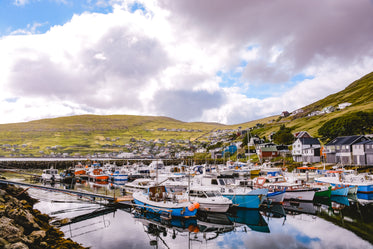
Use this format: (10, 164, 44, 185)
(0, 182, 86, 249)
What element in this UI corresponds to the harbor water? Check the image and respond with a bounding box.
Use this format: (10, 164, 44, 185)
(22, 181, 373, 249)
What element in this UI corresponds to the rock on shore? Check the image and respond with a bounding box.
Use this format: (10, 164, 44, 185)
(0, 183, 86, 249)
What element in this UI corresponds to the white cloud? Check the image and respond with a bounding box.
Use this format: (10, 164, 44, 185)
(1, 0, 373, 125)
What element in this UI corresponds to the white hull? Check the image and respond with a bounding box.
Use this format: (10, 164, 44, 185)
(284, 190, 315, 201)
(190, 199, 230, 213)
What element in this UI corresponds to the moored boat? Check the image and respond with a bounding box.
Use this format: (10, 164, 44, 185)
(87, 163, 109, 183)
(192, 175, 267, 209)
(132, 185, 198, 218)
(41, 168, 61, 182)
(188, 186, 232, 213)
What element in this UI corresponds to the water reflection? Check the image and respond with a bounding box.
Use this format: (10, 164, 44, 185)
(25, 181, 373, 249)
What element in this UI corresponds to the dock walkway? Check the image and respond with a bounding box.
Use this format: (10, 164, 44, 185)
(0, 179, 133, 205)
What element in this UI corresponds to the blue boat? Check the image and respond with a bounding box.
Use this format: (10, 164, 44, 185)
(193, 176, 268, 209)
(222, 188, 268, 209)
(132, 185, 198, 218)
(331, 185, 349, 196)
(109, 170, 128, 182)
(228, 208, 269, 233)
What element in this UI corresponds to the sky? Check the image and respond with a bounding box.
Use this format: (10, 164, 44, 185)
(1, 0, 373, 125)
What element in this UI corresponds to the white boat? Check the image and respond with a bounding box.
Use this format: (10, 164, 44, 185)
(41, 168, 61, 182)
(315, 170, 371, 194)
(124, 178, 155, 194)
(256, 175, 315, 201)
(191, 175, 267, 209)
(188, 186, 232, 213)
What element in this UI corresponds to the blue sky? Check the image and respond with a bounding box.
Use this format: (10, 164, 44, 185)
(1, 1, 86, 35)
(0, 0, 373, 125)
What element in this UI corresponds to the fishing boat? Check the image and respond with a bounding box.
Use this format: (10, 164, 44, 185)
(60, 168, 76, 184)
(108, 168, 128, 183)
(41, 168, 61, 182)
(191, 175, 268, 209)
(123, 178, 155, 194)
(187, 186, 232, 213)
(74, 162, 87, 176)
(254, 176, 286, 204)
(87, 163, 109, 183)
(132, 185, 198, 218)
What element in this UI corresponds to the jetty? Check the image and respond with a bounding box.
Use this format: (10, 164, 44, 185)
(0, 179, 133, 206)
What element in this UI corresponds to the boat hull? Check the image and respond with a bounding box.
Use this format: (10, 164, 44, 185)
(197, 202, 230, 213)
(266, 190, 286, 203)
(223, 189, 268, 209)
(284, 189, 315, 201)
(133, 192, 197, 218)
(314, 187, 332, 198)
(331, 186, 349, 196)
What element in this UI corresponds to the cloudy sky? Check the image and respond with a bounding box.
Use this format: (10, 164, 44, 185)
(1, 0, 373, 125)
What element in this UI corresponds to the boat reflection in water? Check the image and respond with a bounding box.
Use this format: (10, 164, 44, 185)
(131, 207, 271, 247)
(228, 208, 270, 233)
(27, 178, 373, 249)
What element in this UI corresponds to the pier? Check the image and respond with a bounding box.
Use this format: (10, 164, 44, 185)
(0, 179, 133, 206)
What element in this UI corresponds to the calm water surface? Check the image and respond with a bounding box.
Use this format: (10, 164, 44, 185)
(21, 181, 373, 249)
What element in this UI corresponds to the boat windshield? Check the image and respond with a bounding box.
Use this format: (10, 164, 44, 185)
(205, 191, 222, 197)
(218, 179, 226, 185)
(225, 179, 235, 185)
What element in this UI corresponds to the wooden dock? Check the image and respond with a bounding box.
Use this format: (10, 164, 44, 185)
(0, 179, 133, 206)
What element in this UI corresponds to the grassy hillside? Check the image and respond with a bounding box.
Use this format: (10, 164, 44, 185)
(301, 71, 373, 116)
(252, 71, 373, 139)
(1, 71, 372, 157)
(0, 115, 224, 156)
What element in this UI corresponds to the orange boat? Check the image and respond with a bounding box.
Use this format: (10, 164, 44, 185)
(88, 167, 109, 183)
(74, 163, 87, 176)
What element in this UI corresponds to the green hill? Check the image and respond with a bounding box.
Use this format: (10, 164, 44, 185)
(0, 71, 372, 157)
(251, 71, 373, 139)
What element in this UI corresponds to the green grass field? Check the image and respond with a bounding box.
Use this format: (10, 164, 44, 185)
(1, 71, 372, 156)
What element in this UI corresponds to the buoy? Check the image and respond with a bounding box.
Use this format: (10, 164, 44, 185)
(193, 202, 200, 209)
(188, 204, 195, 212)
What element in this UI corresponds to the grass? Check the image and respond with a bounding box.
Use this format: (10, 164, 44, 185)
(1, 71, 372, 156)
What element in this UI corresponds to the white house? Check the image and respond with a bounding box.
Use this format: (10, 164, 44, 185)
(338, 102, 351, 110)
(292, 137, 321, 163)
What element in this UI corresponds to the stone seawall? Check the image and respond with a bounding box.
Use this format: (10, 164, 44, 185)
(0, 182, 86, 249)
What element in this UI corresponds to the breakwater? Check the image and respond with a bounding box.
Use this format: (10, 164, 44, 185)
(0, 158, 232, 170)
(0, 182, 86, 249)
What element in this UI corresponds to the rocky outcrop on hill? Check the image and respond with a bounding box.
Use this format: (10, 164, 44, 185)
(0, 184, 86, 249)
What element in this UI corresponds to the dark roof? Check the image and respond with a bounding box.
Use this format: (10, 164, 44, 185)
(326, 135, 368, 146)
(353, 140, 373, 145)
(298, 137, 320, 145)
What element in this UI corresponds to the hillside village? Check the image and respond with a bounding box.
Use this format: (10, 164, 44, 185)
(1, 68, 373, 166)
(1, 123, 373, 167)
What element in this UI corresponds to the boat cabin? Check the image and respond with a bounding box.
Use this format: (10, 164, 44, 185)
(189, 189, 223, 199)
(148, 186, 167, 202)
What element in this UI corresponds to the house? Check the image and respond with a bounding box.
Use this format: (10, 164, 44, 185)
(321, 106, 335, 114)
(324, 135, 369, 164)
(292, 137, 321, 163)
(281, 111, 290, 117)
(294, 131, 312, 139)
(352, 140, 373, 166)
(257, 146, 279, 160)
(256, 143, 283, 160)
(338, 102, 351, 110)
(291, 108, 304, 116)
(302, 147, 321, 163)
